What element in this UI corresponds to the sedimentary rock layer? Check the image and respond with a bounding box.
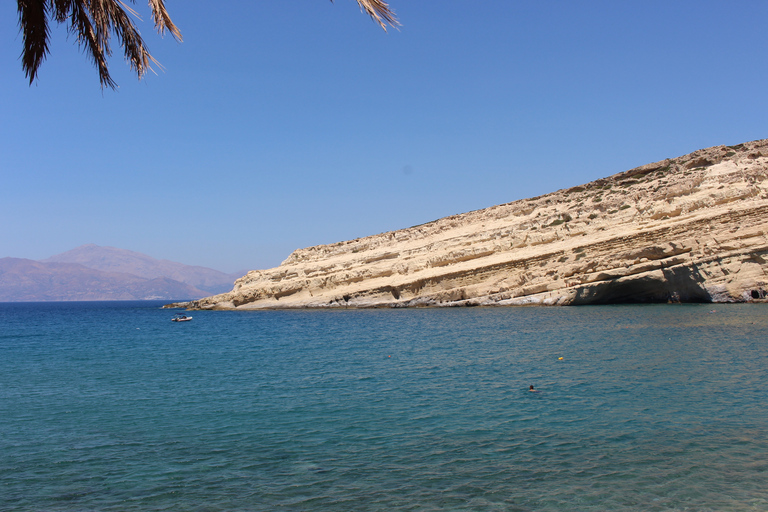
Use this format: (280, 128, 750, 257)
(187, 139, 768, 309)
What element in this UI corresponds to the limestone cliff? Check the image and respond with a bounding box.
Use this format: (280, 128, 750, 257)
(187, 139, 768, 309)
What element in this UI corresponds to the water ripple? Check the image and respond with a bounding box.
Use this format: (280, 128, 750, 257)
(1, 303, 767, 510)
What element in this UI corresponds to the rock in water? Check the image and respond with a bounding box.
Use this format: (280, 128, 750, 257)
(189, 139, 768, 309)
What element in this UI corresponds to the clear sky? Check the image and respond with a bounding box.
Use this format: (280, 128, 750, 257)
(2, 0, 767, 273)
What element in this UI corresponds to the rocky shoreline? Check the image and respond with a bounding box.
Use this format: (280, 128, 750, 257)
(173, 139, 768, 310)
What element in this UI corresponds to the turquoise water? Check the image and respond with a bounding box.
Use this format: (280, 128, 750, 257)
(1, 302, 767, 511)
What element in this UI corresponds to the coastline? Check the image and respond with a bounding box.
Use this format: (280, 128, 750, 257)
(179, 140, 768, 311)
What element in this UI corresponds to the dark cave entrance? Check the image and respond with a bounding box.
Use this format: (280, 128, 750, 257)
(570, 266, 712, 305)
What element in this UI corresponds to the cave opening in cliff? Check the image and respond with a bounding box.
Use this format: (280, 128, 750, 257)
(571, 267, 712, 305)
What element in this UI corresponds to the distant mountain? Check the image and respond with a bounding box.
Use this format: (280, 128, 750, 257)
(43, 244, 242, 295)
(0, 258, 209, 302)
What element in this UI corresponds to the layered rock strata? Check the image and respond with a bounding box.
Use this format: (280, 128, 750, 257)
(187, 139, 768, 309)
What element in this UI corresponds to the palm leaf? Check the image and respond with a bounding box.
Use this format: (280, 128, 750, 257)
(17, 0, 50, 84)
(18, 0, 396, 88)
(145, 0, 182, 40)
(335, 0, 399, 30)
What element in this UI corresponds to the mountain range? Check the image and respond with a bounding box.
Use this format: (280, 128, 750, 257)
(0, 245, 244, 302)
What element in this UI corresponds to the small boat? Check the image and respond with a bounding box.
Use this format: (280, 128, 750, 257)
(171, 313, 192, 322)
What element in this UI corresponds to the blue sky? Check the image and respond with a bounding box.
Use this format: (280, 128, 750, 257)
(2, 0, 767, 273)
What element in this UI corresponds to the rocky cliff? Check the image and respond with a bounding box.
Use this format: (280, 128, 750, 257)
(186, 139, 768, 309)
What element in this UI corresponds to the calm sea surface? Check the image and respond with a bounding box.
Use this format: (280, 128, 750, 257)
(1, 301, 767, 511)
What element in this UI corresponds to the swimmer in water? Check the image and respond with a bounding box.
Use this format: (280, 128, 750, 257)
(529, 385, 536, 392)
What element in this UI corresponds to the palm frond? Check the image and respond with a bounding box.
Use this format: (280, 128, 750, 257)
(69, 0, 117, 88)
(107, 1, 157, 82)
(145, 0, 182, 41)
(333, 0, 399, 31)
(17, 0, 50, 84)
(18, 0, 395, 88)
(18, 0, 180, 88)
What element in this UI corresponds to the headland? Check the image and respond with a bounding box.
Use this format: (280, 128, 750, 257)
(176, 139, 768, 309)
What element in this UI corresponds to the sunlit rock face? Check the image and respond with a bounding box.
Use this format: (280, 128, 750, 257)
(188, 139, 768, 309)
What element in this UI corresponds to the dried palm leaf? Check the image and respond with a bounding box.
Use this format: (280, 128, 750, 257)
(335, 0, 399, 30)
(18, 0, 182, 89)
(145, 0, 182, 40)
(17, 0, 50, 85)
(17, 0, 396, 89)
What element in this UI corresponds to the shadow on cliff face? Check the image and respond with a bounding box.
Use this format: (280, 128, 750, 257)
(570, 265, 711, 305)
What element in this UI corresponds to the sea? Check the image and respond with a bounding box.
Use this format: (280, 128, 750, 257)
(1, 301, 766, 511)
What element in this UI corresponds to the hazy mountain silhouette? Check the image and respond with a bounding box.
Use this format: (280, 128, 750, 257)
(43, 244, 243, 295)
(0, 257, 209, 301)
